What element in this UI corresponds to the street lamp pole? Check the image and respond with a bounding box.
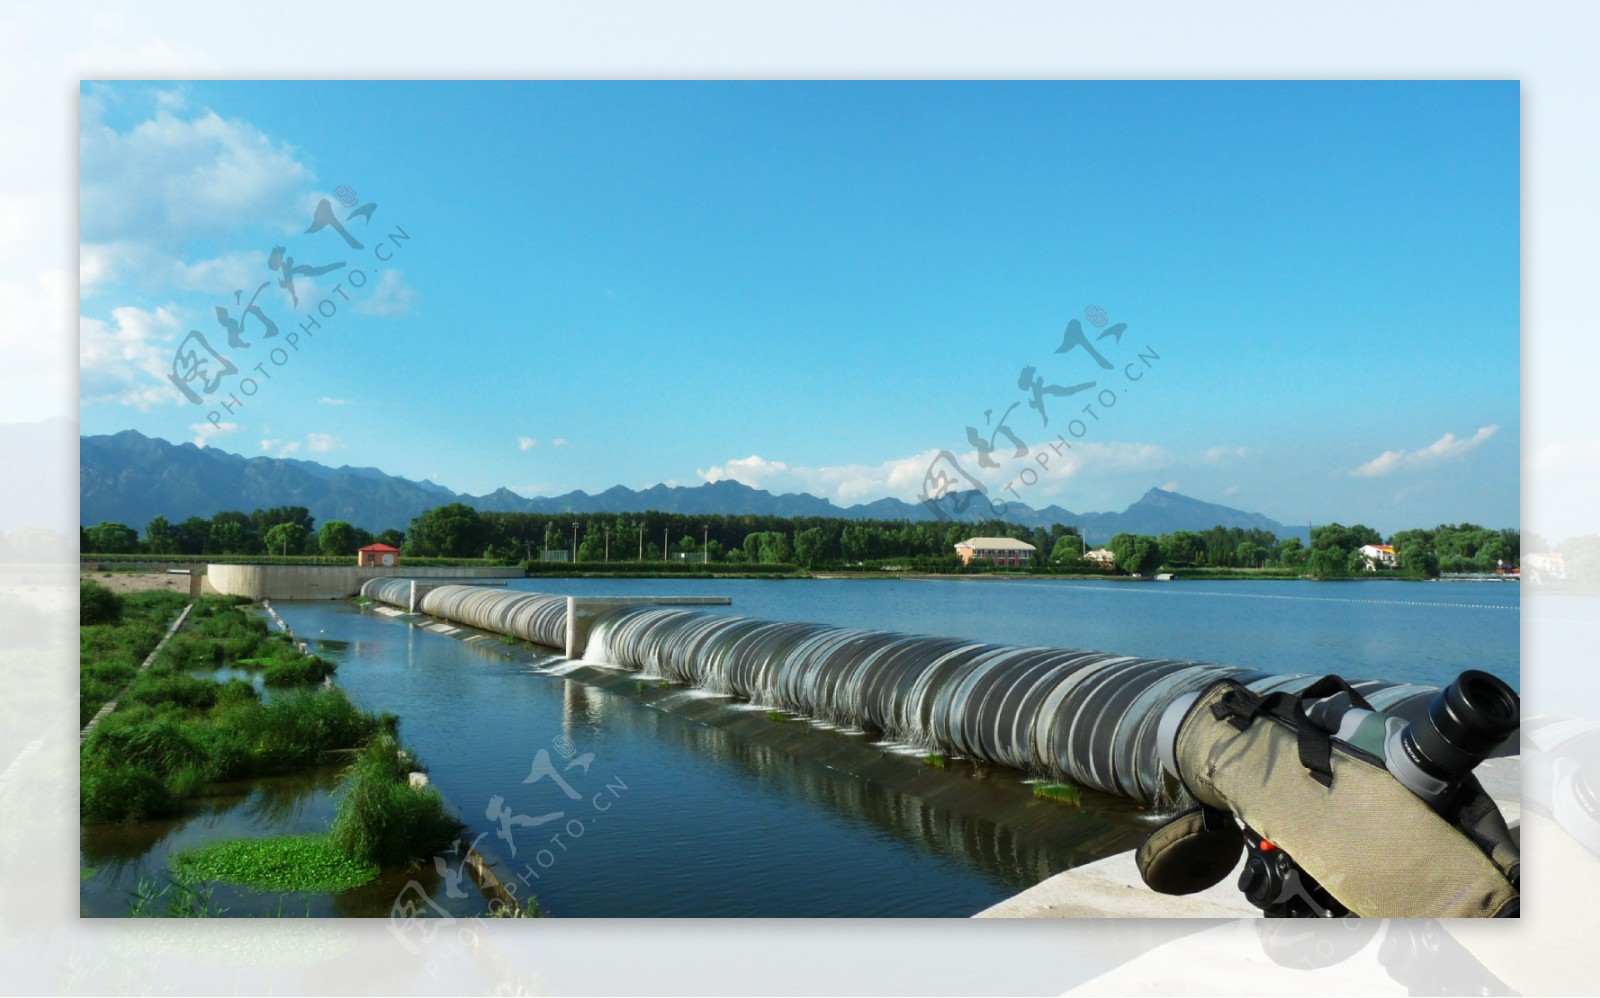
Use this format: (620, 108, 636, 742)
(571, 522, 578, 564)
(604, 525, 610, 563)
(703, 526, 709, 565)
(663, 527, 669, 563)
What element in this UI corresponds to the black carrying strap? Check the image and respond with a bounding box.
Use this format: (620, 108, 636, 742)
(1210, 676, 1375, 789)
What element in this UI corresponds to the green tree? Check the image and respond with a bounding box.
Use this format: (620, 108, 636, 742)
(144, 515, 174, 555)
(85, 521, 139, 554)
(209, 520, 248, 554)
(263, 522, 308, 556)
(1400, 543, 1440, 578)
(1107, 533, 1163, 575)
(1236, 541, 1264, 569)
(759, 532, 793, 565)
(376, 529, 405, 549)
(794, 527, 828, 568)
(1050, 534, 1085, 565)
(407, 503, 488, 558)
(1162, 531, 1205, 566)
(1274, 536, 1306, 567)
(1306, 546, 1348, 579)
(319, 520, 359, 556)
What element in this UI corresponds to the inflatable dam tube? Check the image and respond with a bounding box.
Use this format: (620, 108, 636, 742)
(359, 582, 1439, 806)
(362, 579, 569, 649)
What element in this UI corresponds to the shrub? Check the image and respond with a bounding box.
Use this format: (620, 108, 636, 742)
(262, 654, 334, 687)
(80, 580, 124, 626)
(81, 765, 180, 822)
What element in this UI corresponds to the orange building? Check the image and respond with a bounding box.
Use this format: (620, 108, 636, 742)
(357, 543, 400, 567)
(953, 536, 1036, 567)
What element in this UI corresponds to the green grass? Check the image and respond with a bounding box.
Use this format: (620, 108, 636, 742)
(169, 834, 379, 893)
(1032, 781, 1082, 805)
(81, 686, 381, 822)
(328, 733, 459, 867)
(766, 710, 788, 722)
(922, 752, 947, 769)
(79, 588, 191, 724)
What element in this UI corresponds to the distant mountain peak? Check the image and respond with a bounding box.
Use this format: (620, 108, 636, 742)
(78, 429, 1308, 544)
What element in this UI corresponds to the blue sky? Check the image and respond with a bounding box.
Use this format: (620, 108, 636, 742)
(79, 80, 1519, 533)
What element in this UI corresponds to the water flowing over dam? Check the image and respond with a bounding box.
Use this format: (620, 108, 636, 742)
(361, 582, 1442, 805)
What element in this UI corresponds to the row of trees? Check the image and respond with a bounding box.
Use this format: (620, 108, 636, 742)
(80, 502, 1523, 579)
(80, 506, 404, 558)
(404, 504, 1088, 569)
(1067, 522, 1524, 578)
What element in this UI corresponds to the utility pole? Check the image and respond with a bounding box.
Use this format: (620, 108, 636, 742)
(703, 526, 709, 565)
(639, 528, 643, 562)
(604, 524, 610, 563)
(571, 521, 578, 564)
(663, 526, 669, 563)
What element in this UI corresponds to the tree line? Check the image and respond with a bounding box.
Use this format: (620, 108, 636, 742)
(80, 503, 1521, 578)
(80, 506, 404, 559)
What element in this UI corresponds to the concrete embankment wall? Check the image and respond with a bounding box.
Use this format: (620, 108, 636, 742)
(208, 564, 524, 600)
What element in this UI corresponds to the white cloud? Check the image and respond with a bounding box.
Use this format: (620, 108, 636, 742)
(696, 441, 1177, 506)
(190, 420, 239, 447)
(259, 437, 301, 457)
(80, 102, 314, 258)
(78, 304, 185, 408)
(1203, 446, 1250, 463)
(518, 436, 537, 450)
(1351, 425, 1499, 478)
(1160, 481, 1181, 492)
(319, 397, 350, 406)
(1224, 485, 1241, 496)
(552, 438, 570, 448)
(306, 432, 342, 454)
(353, 268, 417, 317)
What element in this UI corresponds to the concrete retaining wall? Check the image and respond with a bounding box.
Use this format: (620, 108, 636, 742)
(207, 564, 524, 600)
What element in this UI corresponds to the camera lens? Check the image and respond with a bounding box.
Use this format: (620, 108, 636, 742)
(1399, 670, 1519, 783)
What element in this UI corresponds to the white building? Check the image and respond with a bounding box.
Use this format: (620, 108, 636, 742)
(1358, 543, 1397, 569)
(1083, 547, 1117, 567)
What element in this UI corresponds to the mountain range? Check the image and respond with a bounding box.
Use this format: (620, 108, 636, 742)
(78, 429, 1309, 545)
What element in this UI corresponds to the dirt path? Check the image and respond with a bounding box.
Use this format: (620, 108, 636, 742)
(80, 570, 219, 596)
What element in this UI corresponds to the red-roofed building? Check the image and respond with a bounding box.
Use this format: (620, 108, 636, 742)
(357, 543, 400, 567)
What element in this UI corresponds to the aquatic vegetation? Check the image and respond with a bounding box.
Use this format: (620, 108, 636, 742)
(329, 733, 459, 867)
(128, 876, 226, 917)
(169, 834, 379, 894)
(1032, 781, 1082, 805)
(260, 653, 335, 687)
(766, 710, 788, 722)
(922, 753, 947, 770)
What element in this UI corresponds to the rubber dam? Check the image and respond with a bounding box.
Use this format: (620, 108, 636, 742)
(361, 580, 1443, 805)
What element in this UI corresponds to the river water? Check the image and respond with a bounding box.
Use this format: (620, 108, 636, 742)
(82, 577, 1517, 917)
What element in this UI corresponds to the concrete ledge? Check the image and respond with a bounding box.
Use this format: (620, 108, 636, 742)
(565, 596, 732, 659)
(207, 564, 524, 600)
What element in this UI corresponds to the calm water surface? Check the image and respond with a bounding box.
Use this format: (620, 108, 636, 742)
(82, 577, 1517, 917)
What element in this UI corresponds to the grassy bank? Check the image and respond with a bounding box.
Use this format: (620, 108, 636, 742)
(79, 582, 189, 725)
(82, 592, 463, 909)
(81, 594, 381, 822)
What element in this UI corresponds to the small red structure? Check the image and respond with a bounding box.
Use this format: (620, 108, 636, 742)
(357, 543, 400, 567)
